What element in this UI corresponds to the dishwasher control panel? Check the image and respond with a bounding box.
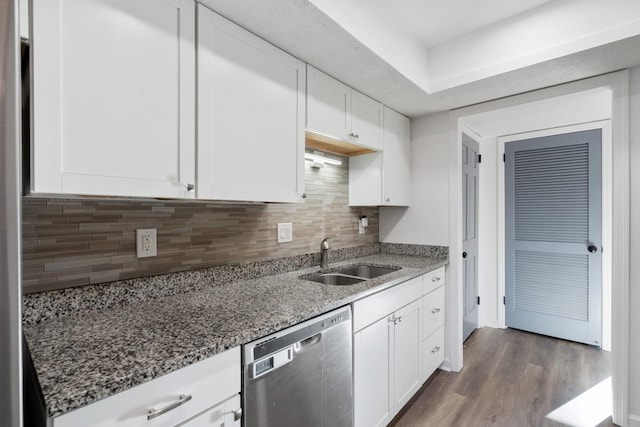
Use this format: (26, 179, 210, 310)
(251, 346, 293, 379)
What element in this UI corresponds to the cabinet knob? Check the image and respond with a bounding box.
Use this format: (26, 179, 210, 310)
(588, 245, 598, 253)
(186, 183, 195, 192)
(431, 308, 441, 314)
(431, 276, 441, 282)
(462, 251, 467, 259)
(431, 346, 441, 354)
(233, 408, 243, 421)
(301, 193, 307, 199)
(385, 197, 390, 203)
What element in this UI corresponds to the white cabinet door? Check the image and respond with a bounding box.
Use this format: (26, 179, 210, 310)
(306, 66, 382, 150)
(382, 107, 411, 206)
(351, 90, 383, 151)
(178, 394, 240, 427)
(306, 65, 350, 141)
(354, 316, 392, 427)
(349, 152, 382, 207)
(349, 107, 410, 206)
(32, 0, 196, 199)
(197, 5, 305, 203)
(392, 299, 422, 412)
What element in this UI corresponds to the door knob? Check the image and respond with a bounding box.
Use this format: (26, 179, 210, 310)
(462, 251, 467, 258)
(588, 245, 598, 253)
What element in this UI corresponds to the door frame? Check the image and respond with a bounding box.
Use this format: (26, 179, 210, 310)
(447, 70, 629, 425)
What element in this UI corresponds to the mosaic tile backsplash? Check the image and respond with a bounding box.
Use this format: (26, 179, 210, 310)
(22, 157, 379, 293)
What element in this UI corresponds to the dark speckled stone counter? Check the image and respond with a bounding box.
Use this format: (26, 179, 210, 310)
(23, 252, 447, 419)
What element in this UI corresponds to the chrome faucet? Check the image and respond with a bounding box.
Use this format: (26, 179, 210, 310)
(320, 238, 330, 269)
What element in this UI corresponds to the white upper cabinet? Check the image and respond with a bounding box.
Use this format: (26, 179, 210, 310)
(306, 66, 383, 151)
(349, 107, 411, 206)
(381, 106, 411, 206)
(197, 5, 306, 203)
(31, 0, 196, 199)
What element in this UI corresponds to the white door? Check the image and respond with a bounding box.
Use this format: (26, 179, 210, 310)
(462, 133, 479, 341)
(31, 0, 196, 198)
(505, 129, 602, 346)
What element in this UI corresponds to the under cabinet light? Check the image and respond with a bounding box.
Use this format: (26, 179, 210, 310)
(304, 152, 342, 166)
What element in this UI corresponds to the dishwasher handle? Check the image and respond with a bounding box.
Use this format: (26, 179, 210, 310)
(249, 346, 294, 380)
(294, 333, 321, 352)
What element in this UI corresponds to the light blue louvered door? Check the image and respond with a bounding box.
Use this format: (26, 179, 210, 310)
(505, 129, 602, 346)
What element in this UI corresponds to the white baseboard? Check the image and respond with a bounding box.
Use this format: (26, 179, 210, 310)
(628, 414, 640, 427)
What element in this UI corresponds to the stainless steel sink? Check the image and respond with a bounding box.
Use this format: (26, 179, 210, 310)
(303, 273, 365, 286)
(300, 264, 401, 286)
(332, 264, 400, 279)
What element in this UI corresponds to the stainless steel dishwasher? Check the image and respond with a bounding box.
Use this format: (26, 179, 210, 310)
(242, 306, 353, 427)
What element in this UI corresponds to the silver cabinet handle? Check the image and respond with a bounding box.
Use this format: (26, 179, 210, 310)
(431, 346, 441, 354)
(348, 132, 360, 138)
(431, 276, 441, 282)
(388, 315, 397, 324)
(233, 407, 242, 421)
(301, 193, 307, 199)
(147, 394, 192, 420)
(431, 308, 441, 314)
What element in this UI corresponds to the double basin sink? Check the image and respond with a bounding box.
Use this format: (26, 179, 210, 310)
(301, 264, 401, 286)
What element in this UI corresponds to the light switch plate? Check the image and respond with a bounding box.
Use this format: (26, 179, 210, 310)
(136, 229, 157, 258)
(277, 223, 293, 243)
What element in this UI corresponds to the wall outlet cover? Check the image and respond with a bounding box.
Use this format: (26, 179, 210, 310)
(277, 223, 293, 243)
(136, 229, 157, 258)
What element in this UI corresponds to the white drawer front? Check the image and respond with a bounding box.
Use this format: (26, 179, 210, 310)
(421, 326, 445, 383)
(422, 286, 445, 339)
(422, 267, 445, 295)
(54, 347, 240, 427)
(353, 276, 422, 332)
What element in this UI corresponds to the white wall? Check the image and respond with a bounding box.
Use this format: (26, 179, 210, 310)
(379, 111, 449, 245)
(628, 65, 640, 424)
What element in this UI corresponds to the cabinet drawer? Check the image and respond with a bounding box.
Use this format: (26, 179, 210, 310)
(422, 286, 445, 339)
(178, 394, 240, 427)
(422, 267, 445, 295)
(54, 347, 240, 427)
(422, 326, 445, 383)
(353, 276, 422, 332)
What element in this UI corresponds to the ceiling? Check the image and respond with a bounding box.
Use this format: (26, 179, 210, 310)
(199, 0, 640, 118)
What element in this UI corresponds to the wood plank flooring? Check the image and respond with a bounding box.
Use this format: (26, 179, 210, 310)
(391, 327, 613, 427)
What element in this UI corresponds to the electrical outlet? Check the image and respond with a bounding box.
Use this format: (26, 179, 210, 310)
(136, 229, 157, 258)
(277, 223, 293, 243)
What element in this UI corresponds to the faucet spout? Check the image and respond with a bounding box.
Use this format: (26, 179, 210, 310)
(320, 238, 330, 269)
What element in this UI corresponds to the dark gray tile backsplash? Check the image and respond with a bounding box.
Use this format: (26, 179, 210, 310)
(22, 157, 379, 292)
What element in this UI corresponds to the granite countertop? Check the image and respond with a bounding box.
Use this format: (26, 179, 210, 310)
(23, 253, 447, 419)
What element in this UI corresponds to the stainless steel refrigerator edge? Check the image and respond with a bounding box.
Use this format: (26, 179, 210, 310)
(0, 0, 24, 426)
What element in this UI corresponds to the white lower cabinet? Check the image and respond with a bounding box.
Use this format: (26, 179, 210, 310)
(52, 347, 240, 427)
(354, 316, 392, 427)
(353, 277, 422, 427)
(178, 394, 240, 427)
(353, 268, 447, 427)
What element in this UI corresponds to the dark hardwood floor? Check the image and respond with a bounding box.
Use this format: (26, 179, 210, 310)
(391, 327, 613, 427)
